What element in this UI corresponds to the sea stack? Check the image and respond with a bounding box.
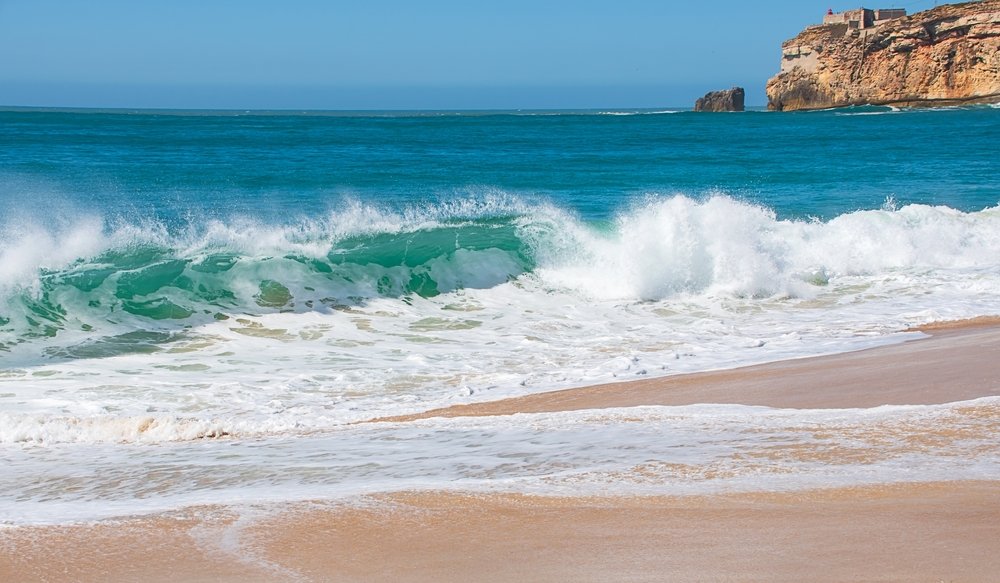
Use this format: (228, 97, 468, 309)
(694, 87, 746, 112)
(767, 0, 1000, 111)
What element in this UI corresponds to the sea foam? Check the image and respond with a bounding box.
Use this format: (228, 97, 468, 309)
(531, 195, 1000, 300)
(4, 398, 1000, 524)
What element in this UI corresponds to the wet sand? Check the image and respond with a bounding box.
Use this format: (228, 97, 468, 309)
(257, 482, 1000, 583)
(378, 318, 1000, 422)
(3, 319, 1000, 582)
(4, 482, 1000, 582)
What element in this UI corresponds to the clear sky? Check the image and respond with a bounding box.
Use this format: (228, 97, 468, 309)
(0, 0, 942, 110)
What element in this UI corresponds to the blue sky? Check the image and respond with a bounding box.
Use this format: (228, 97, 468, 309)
(0, 1, 938, 110)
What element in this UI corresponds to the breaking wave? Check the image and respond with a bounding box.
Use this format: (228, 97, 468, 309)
(3, 193, 1000, 352)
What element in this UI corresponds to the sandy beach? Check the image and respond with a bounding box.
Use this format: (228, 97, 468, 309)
(3, 320, 1000, 582)
(5, 481, 999, 583)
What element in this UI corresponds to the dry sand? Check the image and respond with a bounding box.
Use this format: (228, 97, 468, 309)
(4, 319, 1000, 582)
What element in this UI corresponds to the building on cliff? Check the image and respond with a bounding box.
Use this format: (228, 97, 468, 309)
(822, 7, 906, 30)
(767, 0, 1000, 111)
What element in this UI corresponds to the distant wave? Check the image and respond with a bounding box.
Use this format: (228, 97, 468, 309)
(596, 110, 681, 116)
(835, 107, 902, 116)
(832, 103, 1000, 115)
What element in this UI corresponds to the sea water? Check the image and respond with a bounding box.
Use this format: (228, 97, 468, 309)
(1, 106, 999, 524)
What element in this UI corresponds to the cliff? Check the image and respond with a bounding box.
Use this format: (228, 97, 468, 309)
(767, 0, 1000, 111)
(694, 87, 746, 112)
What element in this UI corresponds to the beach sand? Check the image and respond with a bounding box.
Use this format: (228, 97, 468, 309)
(4, 319, 1000, 582)
(5, 482, 999, 583)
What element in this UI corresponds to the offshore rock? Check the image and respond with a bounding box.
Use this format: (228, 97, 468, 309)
(767, 0, 1000, 111)
(694, 87, 746, 112)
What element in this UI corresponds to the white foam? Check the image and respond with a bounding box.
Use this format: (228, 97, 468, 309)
(0, 215, 107, 294)
(596, 110, 680, 116)
(531, 195, 1000, 301)
(3, 398, 998, 525)
(0, 412, 239, 445)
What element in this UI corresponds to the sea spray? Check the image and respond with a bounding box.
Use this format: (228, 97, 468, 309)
(4, 195, 1000, 351)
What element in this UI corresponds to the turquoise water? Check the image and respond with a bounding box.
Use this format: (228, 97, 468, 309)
(2, 105, 1000, 524)
(2, 106, 998, 346)
(3, 106, 997, 223)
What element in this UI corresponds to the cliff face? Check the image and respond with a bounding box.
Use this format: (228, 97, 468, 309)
(767, 0, 1000, 111)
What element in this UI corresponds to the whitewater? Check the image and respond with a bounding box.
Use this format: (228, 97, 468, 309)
(1, 106, 999, 524)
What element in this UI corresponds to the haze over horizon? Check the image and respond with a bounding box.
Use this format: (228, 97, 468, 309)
(0, 0, 945, 110)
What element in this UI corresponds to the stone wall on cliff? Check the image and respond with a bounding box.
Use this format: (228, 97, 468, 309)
(767, 0, 1000, 111)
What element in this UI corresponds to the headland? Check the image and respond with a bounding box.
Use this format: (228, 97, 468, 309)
(767, 0, 1000, 111)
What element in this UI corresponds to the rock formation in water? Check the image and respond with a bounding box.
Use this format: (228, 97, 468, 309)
(694, 87, 746, 112)
(767, 0, 1000, 111)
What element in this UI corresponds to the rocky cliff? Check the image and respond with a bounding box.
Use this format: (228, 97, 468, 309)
(767, 0, 1000, 111)
(695, 87, 746, 112)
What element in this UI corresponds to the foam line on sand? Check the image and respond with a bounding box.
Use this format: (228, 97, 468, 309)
(375, 318, 1000, 422)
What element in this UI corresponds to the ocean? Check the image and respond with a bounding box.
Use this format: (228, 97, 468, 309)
(2, 105, 999, 525)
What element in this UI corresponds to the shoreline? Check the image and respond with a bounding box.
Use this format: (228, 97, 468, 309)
(376, 316, 1000, 422)
(3, 318, 1000, 581)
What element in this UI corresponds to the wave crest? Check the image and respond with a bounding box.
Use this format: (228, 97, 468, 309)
(3, 194, 1000, 351)
(532, 195, 1000, 301)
